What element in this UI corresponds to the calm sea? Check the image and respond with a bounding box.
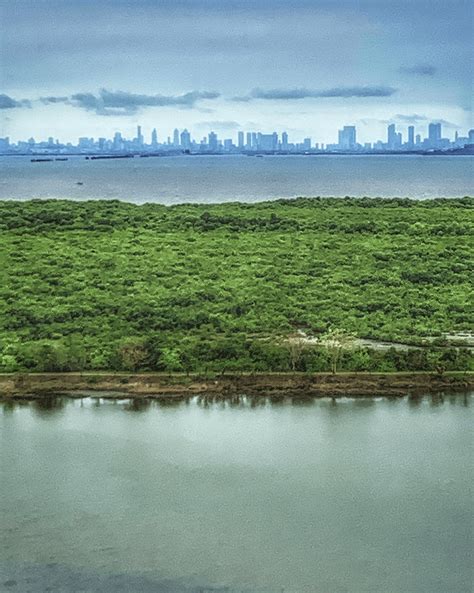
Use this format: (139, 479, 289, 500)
(0, 154, 472, 203)
(0, 394, 472, 593)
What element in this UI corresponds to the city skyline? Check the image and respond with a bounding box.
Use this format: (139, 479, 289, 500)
(1, 0, 472, 144)
(3, 121, 473, 155)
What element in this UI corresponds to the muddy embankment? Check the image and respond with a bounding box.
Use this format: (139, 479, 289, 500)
(0, 371, 472, 400)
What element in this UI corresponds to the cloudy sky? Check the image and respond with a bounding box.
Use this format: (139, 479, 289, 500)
(0, 0, 472, 144)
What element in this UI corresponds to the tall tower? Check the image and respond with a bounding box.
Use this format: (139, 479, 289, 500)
(238, 131, 244, 149)
(408, 125, 414, 147)
(246, 132, 252, 150)
(339, 126, 356, 150)
(208, 131, 218, 152)
(173, 128, 180, 147)
(387, 124, 396, 149)
(428, 123, 441, 147)
(151, 128, 158, 148)
(180, 129, 191, 150)
(137, 125, 144, 147)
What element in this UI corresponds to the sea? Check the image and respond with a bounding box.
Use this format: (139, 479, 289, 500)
(0, 154, 472, 203)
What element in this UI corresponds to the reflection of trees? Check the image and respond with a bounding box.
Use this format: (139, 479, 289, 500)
(124, 398, 152, 412)
(408, 393, 422, 407)
(32, 395, 67, 415)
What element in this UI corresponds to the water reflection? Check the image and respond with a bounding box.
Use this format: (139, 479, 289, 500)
(0, 391, 471, 414)
(408, 393, 423, 407)
(31, 396, 67, 416)
(123, 398, 152, 412)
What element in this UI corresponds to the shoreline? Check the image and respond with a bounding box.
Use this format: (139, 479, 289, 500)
(1, 371, 472, 400)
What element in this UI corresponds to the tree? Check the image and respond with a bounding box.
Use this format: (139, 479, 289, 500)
(319, 328, 357, 374)
(284, 336, 308, 371)
(160, 347, 183, 372)
(118, 339, 148, 371)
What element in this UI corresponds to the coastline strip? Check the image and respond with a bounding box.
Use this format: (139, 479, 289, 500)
(1, 371, 472, 399)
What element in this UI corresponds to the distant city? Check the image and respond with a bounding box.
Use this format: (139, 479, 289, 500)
(2, 122, 473, 156)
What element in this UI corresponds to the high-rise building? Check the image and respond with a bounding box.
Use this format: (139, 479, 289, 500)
(180, 129, 191, 150)
(173, 128, 180, 147)
(281, 131, 288, 150)
(387, 124, 397, 149)
(251, 132, 257, 149)
(151, 128, 158, 148)
(224, 139, 234, 151)
(303, 138, 311, 151)
(246, 132, 252, 150)
(113, 131, 123, 151)
(208, 131, 218, 151)
(238, 131, 244, 149)
(428, 123, 441, 147)
(408, 126, 415, 147)
(257, 133, 277, 151)
(137, 125, 144, 147)
(338, 126, 356, 150)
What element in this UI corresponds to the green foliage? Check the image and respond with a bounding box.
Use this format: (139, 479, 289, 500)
(0, 197, 473, 372)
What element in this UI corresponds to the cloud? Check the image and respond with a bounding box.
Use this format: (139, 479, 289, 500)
(68, 89, 220, 115)
(399, 64, 437, 76)
(392, 114, 458, 128)
(392, 113, 428, 123)
(0, 94, 31, 109)
(233, 86, 397, 101)
(196, 120, 241, 130)
(40, 96, 69, 104)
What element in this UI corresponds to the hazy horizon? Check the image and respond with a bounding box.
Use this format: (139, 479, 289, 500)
(1, 0, 472, 144)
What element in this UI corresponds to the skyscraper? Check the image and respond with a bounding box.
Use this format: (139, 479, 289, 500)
(428, 123, 441, 147)
(238, 131, 244, 149)
(408, 126, 415, 147)
(208, 131, 218, 151)
(387, 124, 397, 149)
(113, 131, 122, 151)
(173, 128, 180, 147)
(137, 125, 144, 147)
(338, 126, 356, 150)
(246, 132, 252, 150)
(151, 128, 158, 148)
(180, 129, 191, 150)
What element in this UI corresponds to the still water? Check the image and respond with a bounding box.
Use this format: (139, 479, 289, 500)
(0, 394, 472, 593)
(1, 154, 473, 203)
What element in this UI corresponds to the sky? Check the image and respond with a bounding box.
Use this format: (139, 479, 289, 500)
(0, 0, 472, 144)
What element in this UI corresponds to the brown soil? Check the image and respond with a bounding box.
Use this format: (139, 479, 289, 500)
(0, 371, 472, 400)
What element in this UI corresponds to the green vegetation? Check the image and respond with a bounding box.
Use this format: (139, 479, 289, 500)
(0, 197, 472, 373)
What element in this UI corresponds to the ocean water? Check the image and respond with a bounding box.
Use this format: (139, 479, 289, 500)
(0, 154, 472, 203)
(0, 394, 472, 593)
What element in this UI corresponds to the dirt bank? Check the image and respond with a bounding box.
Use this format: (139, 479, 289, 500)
(0, 371, 472, 399)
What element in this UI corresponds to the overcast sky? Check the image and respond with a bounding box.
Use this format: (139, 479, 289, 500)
(0, 0, 472, 143)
